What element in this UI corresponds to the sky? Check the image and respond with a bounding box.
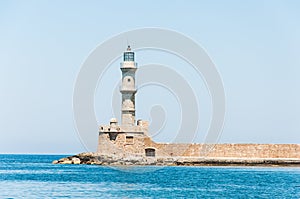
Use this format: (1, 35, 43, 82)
(0, 0, 299, 154)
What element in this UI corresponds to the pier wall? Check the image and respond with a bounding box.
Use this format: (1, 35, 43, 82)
(145, 141, 300, 158)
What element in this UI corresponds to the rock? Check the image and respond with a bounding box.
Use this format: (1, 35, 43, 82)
(145, 157, 156, 164)
(52, 160, 58, 164)
(72, 157, 81, 164)
(110, 162, 120, 166)
(59, 157, 70, 162)
(60, 160, 73, 164)
(125, 162, 133, 165)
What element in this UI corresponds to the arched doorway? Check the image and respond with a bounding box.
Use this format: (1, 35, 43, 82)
(145, 148, 155, 157)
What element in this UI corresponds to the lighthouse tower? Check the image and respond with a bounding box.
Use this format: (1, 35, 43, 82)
(120, 46, 137, 126)
(98, 46, 150, 157)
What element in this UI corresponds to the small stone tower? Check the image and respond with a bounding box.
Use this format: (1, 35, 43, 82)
(120, 46, 137, 126)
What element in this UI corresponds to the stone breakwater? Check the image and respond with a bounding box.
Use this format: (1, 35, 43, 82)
(53, 153, 171, 166)
(52, 153, 300, 167)
(53, 144, 300, 166)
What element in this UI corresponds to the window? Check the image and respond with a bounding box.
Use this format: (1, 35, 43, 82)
(145, 148, 155, 157)
(124, 52, 134, 61)
(126, 136, 134, 144)
(109, 132, 117, 141)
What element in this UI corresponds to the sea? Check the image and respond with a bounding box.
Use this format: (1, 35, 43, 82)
(0, 154, 299, 198)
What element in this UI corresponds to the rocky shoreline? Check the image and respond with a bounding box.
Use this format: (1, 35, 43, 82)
(52, 153, 300, 167)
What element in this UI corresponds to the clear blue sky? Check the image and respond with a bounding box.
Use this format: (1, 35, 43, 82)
(0, 0, 299, 154)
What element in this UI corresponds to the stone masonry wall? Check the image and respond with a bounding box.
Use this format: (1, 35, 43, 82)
(98, 132, 146, 157)
(145, 140, 300, 158)
(99, 134, 300, 159)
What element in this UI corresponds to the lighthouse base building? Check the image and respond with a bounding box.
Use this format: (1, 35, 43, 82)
(98, 118, 155, 157)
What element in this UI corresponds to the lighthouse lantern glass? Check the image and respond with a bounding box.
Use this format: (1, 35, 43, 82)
(124, 52, 134, 61)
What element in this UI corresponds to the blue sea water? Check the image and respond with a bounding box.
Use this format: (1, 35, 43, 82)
(0, 155, 299, 198)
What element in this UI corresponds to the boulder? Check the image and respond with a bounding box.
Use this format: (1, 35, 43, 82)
(60, 160, 73, 164)
(72, 157, 81, 164)
(52, 160, 58, 164)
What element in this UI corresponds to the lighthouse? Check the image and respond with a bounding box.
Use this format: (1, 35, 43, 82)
(120, 46, 137, 126)
(98, 46, 150, 157)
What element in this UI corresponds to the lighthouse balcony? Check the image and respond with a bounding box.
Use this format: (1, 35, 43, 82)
(120, 88, 137, 93)
(99, 123, 148, 135)
(120, 62, 137, 69)
(121, 108, 136, 112)
(99, 124, 121, 133)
